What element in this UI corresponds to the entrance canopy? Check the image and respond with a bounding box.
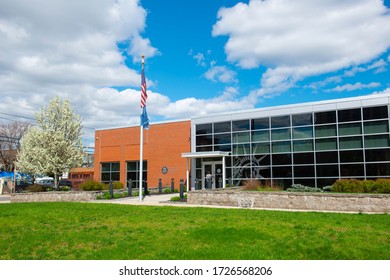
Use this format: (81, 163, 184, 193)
(181, 151, 230, 191)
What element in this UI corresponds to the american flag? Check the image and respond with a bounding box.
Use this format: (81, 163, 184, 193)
(140, 65, 147, 108)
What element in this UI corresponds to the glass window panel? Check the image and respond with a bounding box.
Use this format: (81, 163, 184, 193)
(253, 166, 271, 179)
(127, 162, 137, 171)
(272, 154, 292, 165)
(196, 123, 212, 135)
(213, 133, 231, 145)
(233, 144, 251, 155)
(338, 123, 362, 136)
(294, 179, 316, 187)
(316, 151, 338, 163)
(292, 113, 313, 126)
(196, 135, 212, 146)
(315, 125, 336, 137)
(315, 138, 337, 151)
(340, 150, 363, 163)
(317, 178, 338, 188)
(143, 161, 147, 171)
(316, 165, 339, 177)
(233, 132, 250, 143)
(252, 143, 270, 154)
(272, 141, 291, 153)
(234, 156, 252, 167)
(340, 164, 364, 177)
(293, 126, 313, 139)
(293, 140, 313, 152)
(366, 163, 390, 177)
(254, 154, 271, 165)
(214, 122, 231, 133)
(271, 128, 291, 140)
(252, 130, 270, 142)
(101, 173, 111, 181)
(338, 108, 361, 122)
(271, 115, 290, 128)
(339, 136, 362, 149)
(315, 111, 336, 124)
(363, 106, 388, 120)
(293, 152, 314, 164)
(111, 172, 120, 181)
(196, 146, 212, 152)
(232, 120, 250, 131)
(365, 148, 390, 162)
(253, 118, 269, 130)
(294, 166, 315, 177)
(214, 144, 232, 152)
(111, 162, 120, 171)
(364, 135, 390, 148)
(127, 172, 137, 181)
(363, 121, 389, 134)
(101, 163, 111, 172)
(272, 166, 292, 178)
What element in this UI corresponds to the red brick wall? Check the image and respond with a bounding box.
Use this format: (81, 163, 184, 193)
(94, 120, 191, 189)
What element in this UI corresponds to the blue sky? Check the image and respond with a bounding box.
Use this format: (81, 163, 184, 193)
(0, 0, 390, 147)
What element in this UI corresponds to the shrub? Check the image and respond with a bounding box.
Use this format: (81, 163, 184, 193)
(58, 186, 71, 192)
(164, 188, 172, 194)
(332, 179, 390, 194)
(28, 184, 44, 192)
(80, 180, 106, 191)
(286, 184, 323, 192)
(369, 179, 390, 194)
(242, 179, 283, 191)
(332, 179, 364, 193)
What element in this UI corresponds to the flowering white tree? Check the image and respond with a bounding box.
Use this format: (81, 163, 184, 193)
(17, 97, 84, 186)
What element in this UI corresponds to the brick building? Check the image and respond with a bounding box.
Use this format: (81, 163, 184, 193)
(94, 119, 190, 189)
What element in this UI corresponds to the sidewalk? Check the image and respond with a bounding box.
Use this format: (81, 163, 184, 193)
(90, 193, 188, 207)
(0, 195, 11, 204)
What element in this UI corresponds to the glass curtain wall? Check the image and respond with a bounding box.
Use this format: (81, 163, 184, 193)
(194, 105, 390, 188)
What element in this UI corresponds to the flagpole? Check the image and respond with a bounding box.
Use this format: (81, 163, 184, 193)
(139, 55, 145, 202)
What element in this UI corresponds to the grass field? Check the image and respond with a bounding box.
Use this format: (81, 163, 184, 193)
(0, 202, 389, 260)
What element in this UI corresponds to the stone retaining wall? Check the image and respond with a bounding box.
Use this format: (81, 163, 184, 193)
(11, 191, 102, 203)
(187, 189, 390, 213)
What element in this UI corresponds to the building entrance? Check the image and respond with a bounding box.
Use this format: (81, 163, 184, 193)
(202, 161, 223, 189)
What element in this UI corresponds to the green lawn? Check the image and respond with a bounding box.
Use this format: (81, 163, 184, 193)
(0, 202, 389, 260)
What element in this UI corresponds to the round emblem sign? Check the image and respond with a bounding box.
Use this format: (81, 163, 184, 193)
(161, 166, 168, 174)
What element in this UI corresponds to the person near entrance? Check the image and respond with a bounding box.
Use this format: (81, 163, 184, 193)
(205, 171, 212, 189)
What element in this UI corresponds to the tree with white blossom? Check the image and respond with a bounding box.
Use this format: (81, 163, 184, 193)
(17, 97, 84, 187)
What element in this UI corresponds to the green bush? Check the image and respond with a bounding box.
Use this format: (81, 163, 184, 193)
(80, 180, 106, 191)
(58, 186, 71, 192)
(332, 179, 390, 194)
(28, 184, 44, 192)
(96, 191, 129, 200)
(286, 184, 323, 192)
(332, 179, 363, 193)
(164, 188, 172, 194)
(242, 179, 283, 191)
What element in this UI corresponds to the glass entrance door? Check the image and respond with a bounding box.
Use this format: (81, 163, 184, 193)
(202, 161, 223, 189)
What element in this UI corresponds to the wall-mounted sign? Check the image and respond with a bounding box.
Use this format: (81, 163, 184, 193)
(161, 166, 168, 174)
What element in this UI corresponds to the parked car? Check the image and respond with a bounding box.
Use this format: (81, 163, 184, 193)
(35, 177, 54, 187)
(59, 179, 73, 188)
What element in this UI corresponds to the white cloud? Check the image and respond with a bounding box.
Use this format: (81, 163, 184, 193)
(0, 0, 159, 145)
(155, 86, 253, 119)
(213, 0, 390, 94)
(328, 82, 381, 92)
(204, 65, 238, 83)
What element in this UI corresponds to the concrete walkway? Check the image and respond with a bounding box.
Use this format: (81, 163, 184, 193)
(0, 195, 11, 204)
(91, 193, 183, 206)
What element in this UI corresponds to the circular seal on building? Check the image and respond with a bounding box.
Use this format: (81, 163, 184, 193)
(161, 166, 168, 174)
